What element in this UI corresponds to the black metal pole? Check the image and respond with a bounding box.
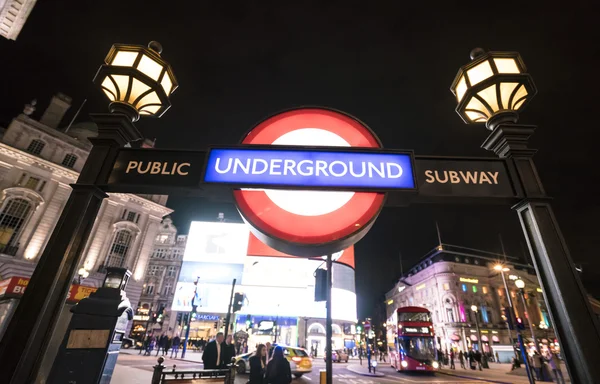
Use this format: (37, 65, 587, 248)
(0, 113, 140, 384)
(224, 279, 236, 340)
(519, 289, 538, 352)
(483, 124, 600, 383)
(182, 277, 199, 359)
(325, 254, 333, 384)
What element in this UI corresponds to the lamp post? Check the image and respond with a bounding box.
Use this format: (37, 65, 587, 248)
(470, 305, 484, 370)
(494, 264, 534, 383)
(77, 267, 89, 284)
(0, 41, 177, 384)
(452, 49, 600, 383)
(515, 279, 538, 353)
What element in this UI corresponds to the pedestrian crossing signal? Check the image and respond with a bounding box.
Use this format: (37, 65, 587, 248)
(233, 293, 244, 312)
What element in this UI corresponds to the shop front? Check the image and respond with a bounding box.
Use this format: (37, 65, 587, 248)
(235, 315, 298, 350)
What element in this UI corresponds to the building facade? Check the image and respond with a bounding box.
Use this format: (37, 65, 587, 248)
(132, 217, 187, 338)
(0, 0, 37, 40)
(385, 244, 556, 357)
(0, 94, 172, 339)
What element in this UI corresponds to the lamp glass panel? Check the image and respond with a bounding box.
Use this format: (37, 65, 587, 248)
(493, 58, 520, 74)
(465, 96, 491, 118)
(455, 75, 467, 102)
(513, 98, 526, 110)
(111, 74, 131, 101)
(465, 110, 487, 122)
(111, 50, 138, 67)
(511, 84, 528, 109)
(467, 60, 494, 86)
(161, 73, 173, 95)
(135, 91, 161, 109)
(101, 77, 117, 101)
(499, 82, 519, 110)
(140, 105, 161, 115)
(128, 78, 151, 104)
(102, 88, 116, 102)
(138, 54, 163, 81)
(477, 84, 499, 113)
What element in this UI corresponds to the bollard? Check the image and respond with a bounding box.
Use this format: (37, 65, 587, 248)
(320, 369, 326, 384)
(151, 357, 165, 384)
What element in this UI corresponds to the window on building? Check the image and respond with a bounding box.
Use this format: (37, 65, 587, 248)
(145, 285, 154, 295)
(17, 173, 46, 192)
(163, 283, 172, 295)
(443, 283, 450, 291)
(148, 265, 161, 276)
(472, 285, 478, 293)
(482, 286, 488, 294)
(167, 266, 177, 277)
(462, 284, 467, 292)
(105, 229, 133, 268)
(62, 153, 78, 168)
(156, 234, 169, 243)
(482, 307, 490, 323)
(446, 308, 455, 323)
(26, 139, 45, 155)
(0, 198, 33, 250)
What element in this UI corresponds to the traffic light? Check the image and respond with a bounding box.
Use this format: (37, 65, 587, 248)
(214, 321, 218, 329)
(233, 292, 244, 312)
(356, 325, 363, 333)
(516, 317, 525, 330)
(314, 269, 327, 302)
(245, 314, 252, 328)
(176, 312, 182, 323)
(182, 313, 189, 324)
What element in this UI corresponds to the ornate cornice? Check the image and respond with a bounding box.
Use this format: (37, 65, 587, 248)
(110, 193, 173, 216)
(0, 143, 79, 181)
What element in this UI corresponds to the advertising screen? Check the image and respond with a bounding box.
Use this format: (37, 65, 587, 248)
(172, 221, 357, 322)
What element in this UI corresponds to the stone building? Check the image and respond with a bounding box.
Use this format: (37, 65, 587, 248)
(0, 0, 38, 40)
(0, 94, 172, 338)
(385, 244, 556, 356)
(132, 217, 187, 338)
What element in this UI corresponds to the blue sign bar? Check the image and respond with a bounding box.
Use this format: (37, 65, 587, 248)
(204, 147, 415, 190)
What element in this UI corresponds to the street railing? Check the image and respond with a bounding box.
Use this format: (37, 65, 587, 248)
(151, 357, 236, 384)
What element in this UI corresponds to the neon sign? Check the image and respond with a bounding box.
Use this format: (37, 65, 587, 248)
(459, 277, 479, 284)
(204, 147, 415, 190)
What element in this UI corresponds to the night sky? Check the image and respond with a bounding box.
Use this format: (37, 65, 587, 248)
(1, 1, 598, 318)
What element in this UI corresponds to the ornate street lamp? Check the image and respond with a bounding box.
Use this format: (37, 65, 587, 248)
(450, 49, 537, 131)
(77, 267, 89, 284)
(93, 41, 178, 122)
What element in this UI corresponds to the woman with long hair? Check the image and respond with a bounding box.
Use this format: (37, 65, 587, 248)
(266, 346, 292, 384)
(249, 344, 267, 384)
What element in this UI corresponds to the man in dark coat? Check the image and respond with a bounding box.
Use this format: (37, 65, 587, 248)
(221, 334, 236, 368)
(202, 332, 225, 369)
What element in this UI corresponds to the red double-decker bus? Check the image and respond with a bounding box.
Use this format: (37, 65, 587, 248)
(387, 307, 438, 372)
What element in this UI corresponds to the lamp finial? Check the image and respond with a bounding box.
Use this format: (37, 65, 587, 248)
(148, 41, 163, 55)
(470, 48, 486, 60)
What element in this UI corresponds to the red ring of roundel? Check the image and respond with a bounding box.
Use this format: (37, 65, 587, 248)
(233, 108, 385, 246)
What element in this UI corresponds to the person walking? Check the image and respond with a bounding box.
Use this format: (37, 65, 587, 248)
(221, 334, 236, 368)
(202, 333, 225, 369)
(546, 351, 565, 384)
(495, 351, 500, 363)
(459, 350, 466, 369)
(164, 336, 172, 356)
(266, 346, 292, 384)
(171, 335, 181, 358)
(156, 334, 165, 356)
(474, 349, 483, 371)
(249, 344, 267, 384)
(530, 351, 543, 381)
(145, 335, 155, 356)
(449, 349, 455, 369)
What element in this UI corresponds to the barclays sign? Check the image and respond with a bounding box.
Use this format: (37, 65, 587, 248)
(203, 147, 416, 191)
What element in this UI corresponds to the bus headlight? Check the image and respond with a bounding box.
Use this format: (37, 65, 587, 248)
(432, 361, 439, 369)
(401, 360, 408, 368)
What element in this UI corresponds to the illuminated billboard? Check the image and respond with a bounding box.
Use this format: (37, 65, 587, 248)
(172, 221, 357, 322)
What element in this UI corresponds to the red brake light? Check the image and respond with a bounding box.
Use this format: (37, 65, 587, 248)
(292, 356, 302, 362)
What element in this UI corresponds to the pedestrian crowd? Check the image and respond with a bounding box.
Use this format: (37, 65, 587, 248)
(248, 343, 292, 384)
(438, 347, 565, 383)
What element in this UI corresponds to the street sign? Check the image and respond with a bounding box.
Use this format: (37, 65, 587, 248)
(107, 148, 206, 188)
(204, 146, 415, 191)
(414, 157, 517, 199)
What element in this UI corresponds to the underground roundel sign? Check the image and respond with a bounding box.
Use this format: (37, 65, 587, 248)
(233, 108, 388, 257)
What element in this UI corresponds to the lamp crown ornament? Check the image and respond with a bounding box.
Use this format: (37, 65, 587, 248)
(23, 99, 37, 116)
(93, 40, 178, 122)
(451, 48, 538, 131)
